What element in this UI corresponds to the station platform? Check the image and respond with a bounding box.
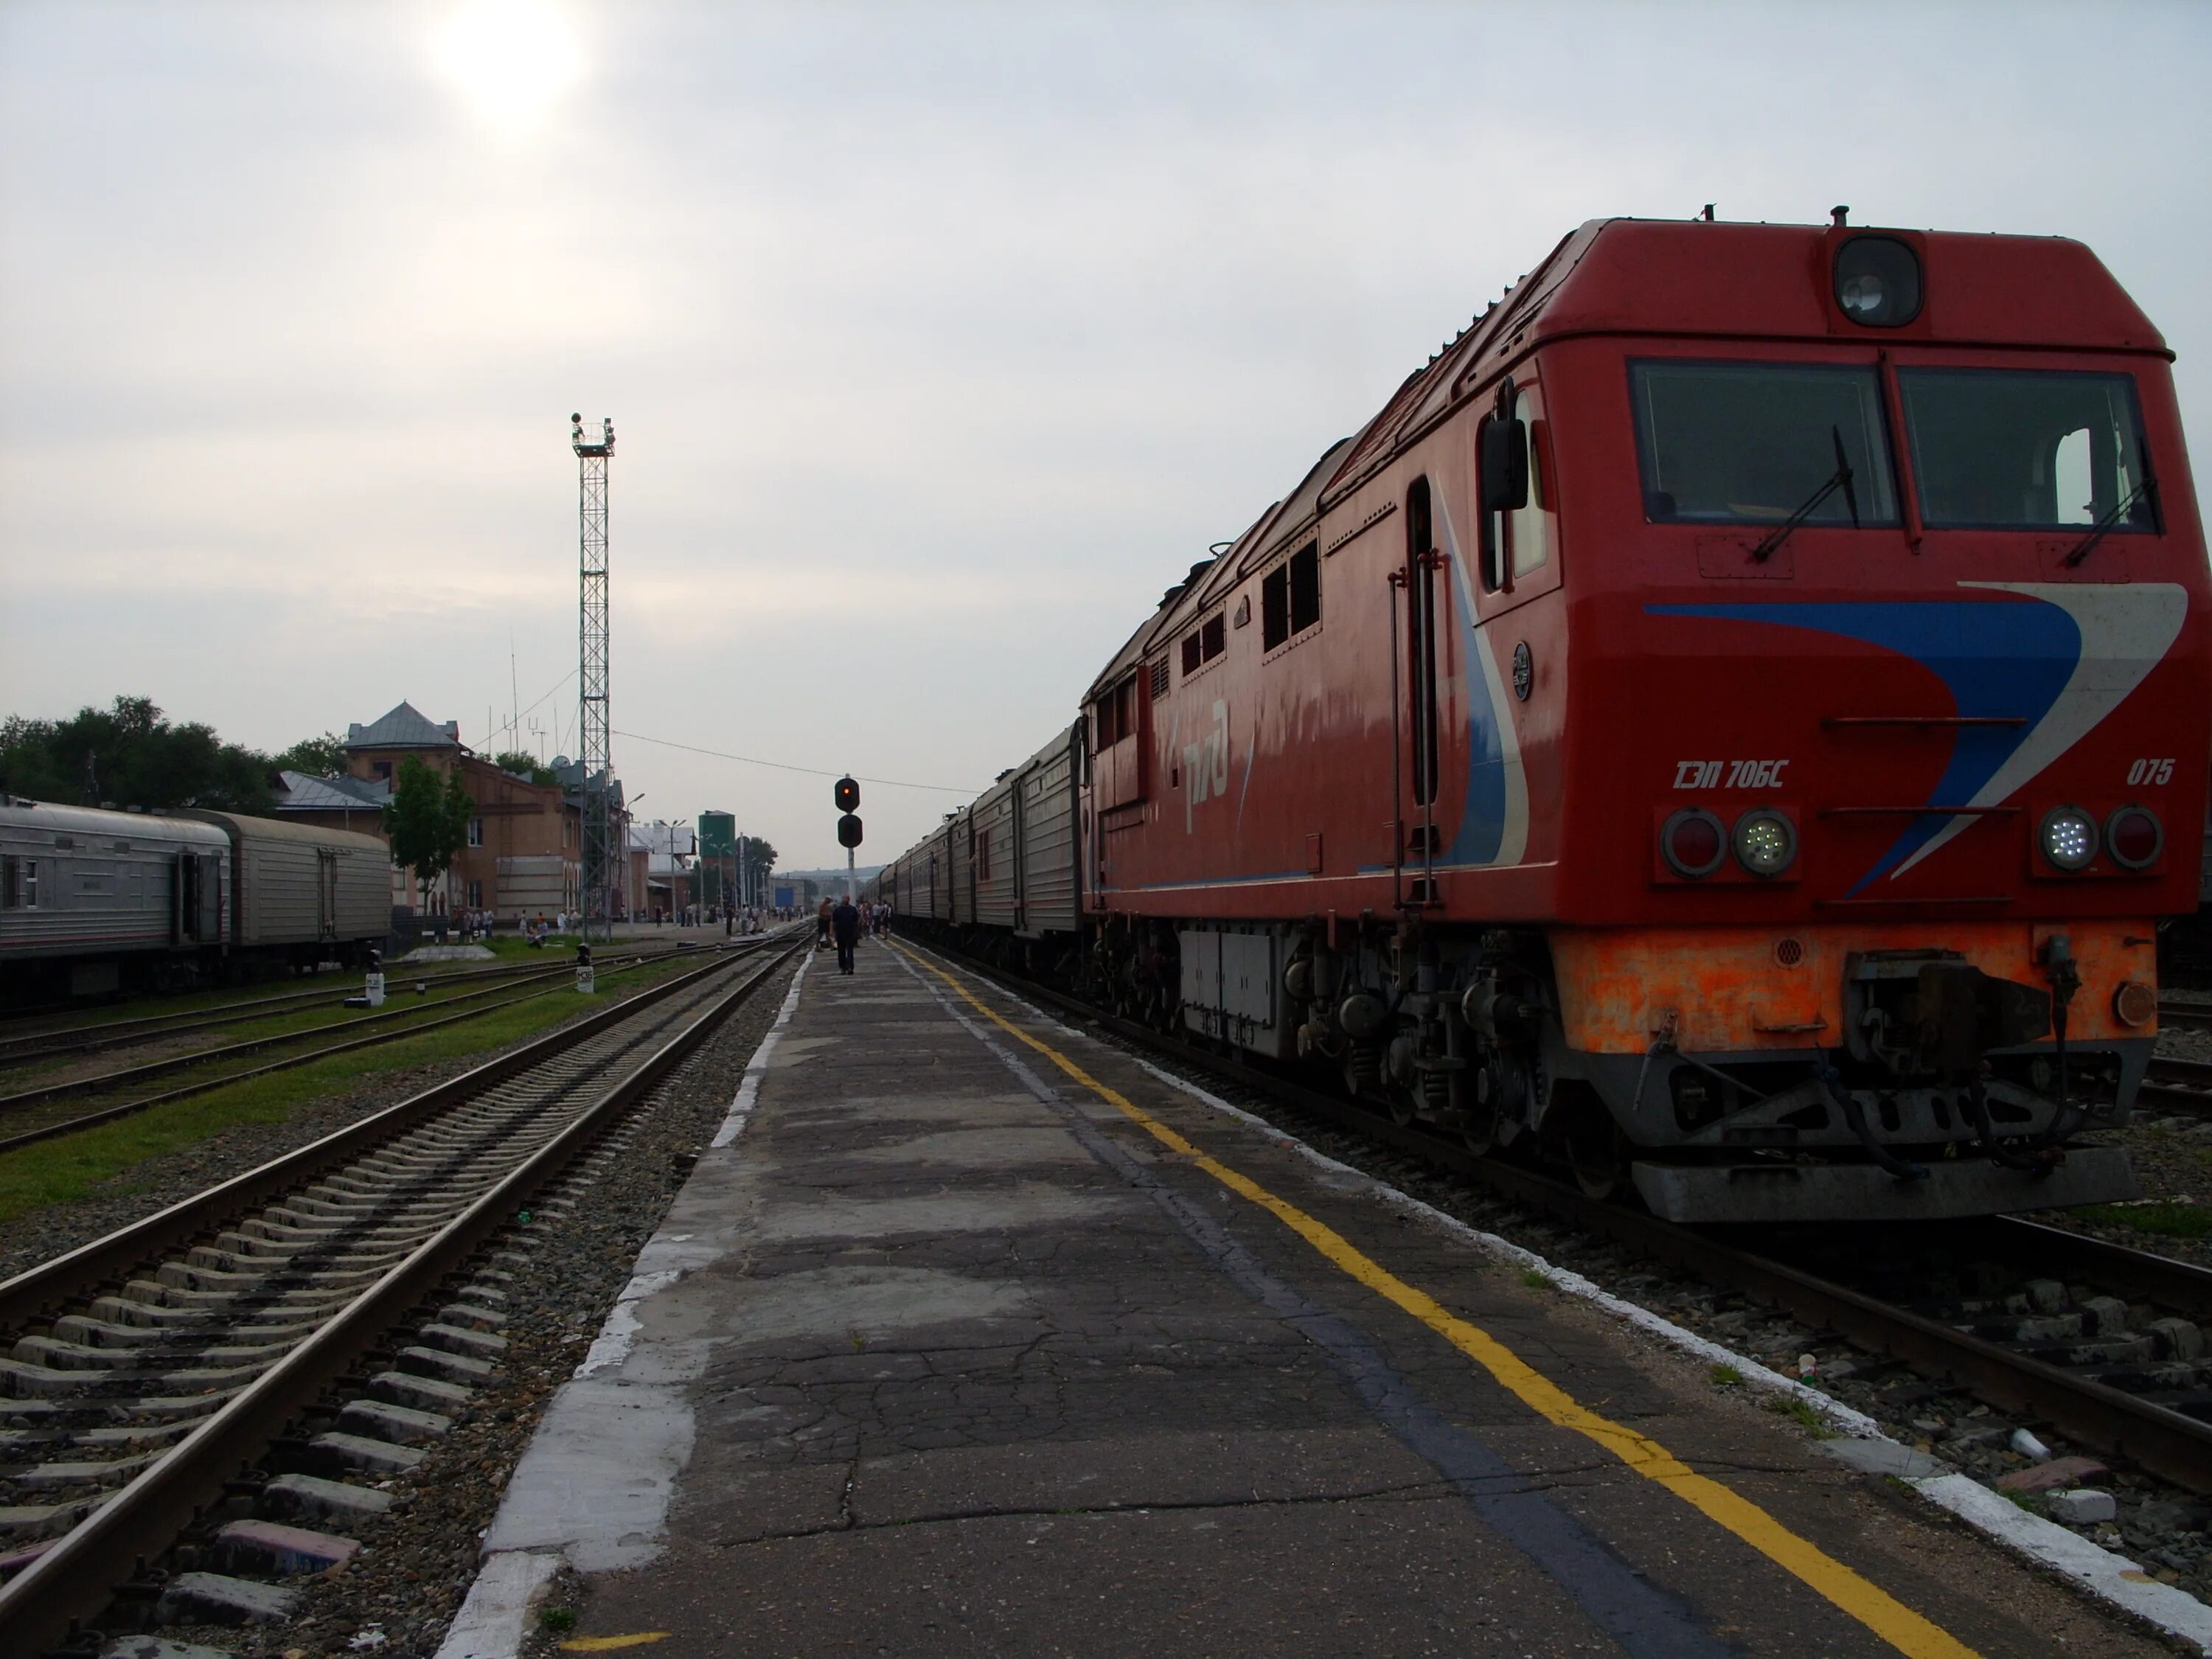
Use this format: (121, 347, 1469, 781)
(445, 936, 2165, 1658)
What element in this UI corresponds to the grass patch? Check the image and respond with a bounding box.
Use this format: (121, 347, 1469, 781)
(0, 956, 703, 1228)
(1764, 1393, 1834, 1437)
(1519, 1267, 1552, 1290)
(2076, 1199, 2212, 1239)
(1709, 1363, 1744, 1388)
(538, 1606, 577, 1632)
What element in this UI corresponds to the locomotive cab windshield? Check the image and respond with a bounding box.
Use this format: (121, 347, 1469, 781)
(1631, 361, 1900, 526)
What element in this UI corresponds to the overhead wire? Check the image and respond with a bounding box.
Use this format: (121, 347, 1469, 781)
(612, 729, 981, 796)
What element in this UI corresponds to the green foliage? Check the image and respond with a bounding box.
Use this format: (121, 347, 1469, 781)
(1764, 1393, 1832, 1436)
(1518, 1267, 1551, 1290)
(538, 1608, 577, 1632)
(1709, 1363, 1745, 1387)
(739, 834, 777, 874)
(383, 754, 474, 908)
(0, 696, 272, 812)
(492, 749, 557, 786)
(2077, 1199, 2212, 1239)
(272, 731, 349, 776)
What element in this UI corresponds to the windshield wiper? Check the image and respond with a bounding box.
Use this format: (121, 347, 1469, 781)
(2063, 465, 2160, 567)
(1749, 425, 1860, 563)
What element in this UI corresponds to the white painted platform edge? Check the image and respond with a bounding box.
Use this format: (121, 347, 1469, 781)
(431, 1548, 559, 1659)
(431, 950, 811, 1659)
(975, 964, 2212, 1658)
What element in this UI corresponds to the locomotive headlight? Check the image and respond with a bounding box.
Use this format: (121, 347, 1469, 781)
(1731, 809, 1796, 877)
(1832, 235, 1922, 327)
(2039, 805, 2099, 872)
(2105, 805, 2164, 870)
(1661, 809, 1728, 878)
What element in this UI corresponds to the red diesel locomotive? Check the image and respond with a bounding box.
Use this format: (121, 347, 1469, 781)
(886, 212, 2207, 1223)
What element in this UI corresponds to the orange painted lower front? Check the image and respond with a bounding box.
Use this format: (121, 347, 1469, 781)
(1548, 919, 2157, 1057)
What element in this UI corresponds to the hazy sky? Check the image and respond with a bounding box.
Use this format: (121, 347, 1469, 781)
(4, 1, 2209, 867)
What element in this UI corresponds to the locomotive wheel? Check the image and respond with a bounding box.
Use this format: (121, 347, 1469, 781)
(1557, 1102, 1627, 1202)
(1388, 1089, 1418, 1129)
(1461, 1103, 1498, 1158)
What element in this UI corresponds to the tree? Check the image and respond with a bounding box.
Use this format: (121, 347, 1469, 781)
(0, 696, 271, 812)
(382, 754, 474, 911)
(273, 731, 349, 777)
(491, 749, 557, 787)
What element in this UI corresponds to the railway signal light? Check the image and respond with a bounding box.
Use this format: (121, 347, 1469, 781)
(834, 776, 860, 813)
(838, 814, 863, 849)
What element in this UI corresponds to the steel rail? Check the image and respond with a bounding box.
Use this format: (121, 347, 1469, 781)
(928, 945, 2212, 1496)
(0, 937, 801, 1656)
(0, 947, 687, 1066)
(2159, 998, 2212, 1032)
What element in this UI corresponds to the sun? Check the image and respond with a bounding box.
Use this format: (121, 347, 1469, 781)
(432, 0, 584, 140)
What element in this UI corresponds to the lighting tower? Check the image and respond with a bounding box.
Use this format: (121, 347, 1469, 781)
(571, 412, 616, 943)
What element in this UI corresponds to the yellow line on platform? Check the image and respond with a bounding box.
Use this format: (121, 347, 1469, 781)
(896, 942, 1980, 1659)
(558, 1635, 669, 1652)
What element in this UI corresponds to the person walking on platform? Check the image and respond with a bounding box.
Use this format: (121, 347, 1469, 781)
(817, 897, 834, 949)
(832, 895, 860, 975)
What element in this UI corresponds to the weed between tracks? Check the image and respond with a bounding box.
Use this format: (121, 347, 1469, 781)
(0, 954, 703, 1227)
(2075, 1197, 2212, 1241)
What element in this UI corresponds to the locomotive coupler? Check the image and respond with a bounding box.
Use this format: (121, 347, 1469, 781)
(1823, 1060, 1927, 1182)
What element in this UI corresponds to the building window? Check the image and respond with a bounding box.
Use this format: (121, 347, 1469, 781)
(467, 879, 484, 908)
(372, 760, 392, 780)
(467, 817, 484, 847)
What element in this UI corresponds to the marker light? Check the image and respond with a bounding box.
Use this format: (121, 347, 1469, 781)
(2039, 805, 2099, 872)
(1661, 809, 1728, 878)
(1732, 810, 1797, 877)
(2105, 805, 2164, 870)
(1833, 236, 1922, 328)
(2114, 981, 2158, 1028)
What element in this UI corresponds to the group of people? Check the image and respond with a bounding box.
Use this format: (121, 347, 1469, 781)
(816, 895, 892, 975)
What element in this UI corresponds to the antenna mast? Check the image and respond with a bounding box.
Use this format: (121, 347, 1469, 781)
(571, 412, 616, 943)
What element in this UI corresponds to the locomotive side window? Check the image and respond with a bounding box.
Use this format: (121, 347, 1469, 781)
(1896, 369, 2156, 532)
(1, 855, 17, 908)
(1631, 361, 1899, 526)
(1479, 403, 1552, 586)
(1289, 543, 1319, 633)
(1261, 545, 1320, 652)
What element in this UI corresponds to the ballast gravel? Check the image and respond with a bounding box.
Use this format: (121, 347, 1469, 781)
(86, 950, 804, 1659)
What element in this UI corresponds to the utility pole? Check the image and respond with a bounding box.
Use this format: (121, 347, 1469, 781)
(571, 413, 616, 944)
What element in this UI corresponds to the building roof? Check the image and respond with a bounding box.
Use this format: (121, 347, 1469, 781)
(274, 771, 392, 813)
(347, 702, 462, 751)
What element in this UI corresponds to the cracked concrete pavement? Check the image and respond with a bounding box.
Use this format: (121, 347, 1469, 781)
(455, 940, 2169, 1658)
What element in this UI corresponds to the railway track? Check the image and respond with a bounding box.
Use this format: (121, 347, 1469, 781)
(0, 946, 689, 1068)
(0, 935, 802, 1655)
(2160, 998, 2212, 1032)
(935, 946, 2212, 1499)
(2141, 1054, 2212, 1117)
(0, 947, 741, 1159)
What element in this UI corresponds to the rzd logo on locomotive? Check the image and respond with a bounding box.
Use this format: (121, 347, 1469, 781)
(1183, 699, 1231, 832)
